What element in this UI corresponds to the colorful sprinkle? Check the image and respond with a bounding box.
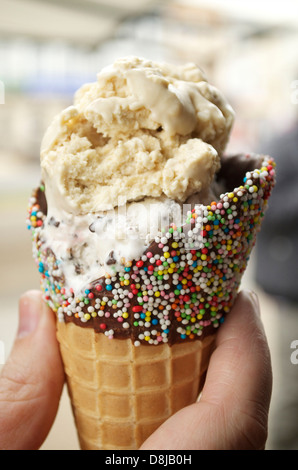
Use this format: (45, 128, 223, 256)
(27, 156, 275, 346)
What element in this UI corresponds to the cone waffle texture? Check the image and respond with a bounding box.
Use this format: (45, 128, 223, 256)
(57, 320, 215, 450)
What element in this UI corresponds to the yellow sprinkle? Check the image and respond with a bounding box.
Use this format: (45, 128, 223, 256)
(122, 312, 129, 319)
(84, 313, 91, 320)
(164, 252, 170, 258)
(154, 291, 161, 297)
(144, 336, 150, 341)
(91, 312, 97, 317)
(172, 242, 178, 248)
(168, 268, 174, 274)
(182, 279, 187, 284)
(123, 279, 130, 285)
(228, 192, 234, 198)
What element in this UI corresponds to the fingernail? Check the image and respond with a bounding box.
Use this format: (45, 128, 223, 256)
(248, 289, 260, 315)
(17, 291, 43, 338)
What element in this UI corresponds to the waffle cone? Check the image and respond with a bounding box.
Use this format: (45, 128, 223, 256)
(56, 320, 216, 450)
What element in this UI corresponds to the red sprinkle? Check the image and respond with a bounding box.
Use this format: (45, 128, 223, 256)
(132, 306, 143, 312)
(99, 323, 107, 330)
(136, 260, 144, 267)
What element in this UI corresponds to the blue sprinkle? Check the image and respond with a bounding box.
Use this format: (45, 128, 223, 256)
(152, 319, 158, 325)
(173, 256, 179, 262)
(180, 334, 186, 339)
(106, 285, 112, 291)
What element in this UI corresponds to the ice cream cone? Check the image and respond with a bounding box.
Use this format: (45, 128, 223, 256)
(56, 320, 215, 450)
(26, 57, 276, 451)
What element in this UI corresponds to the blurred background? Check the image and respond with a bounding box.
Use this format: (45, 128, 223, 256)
(0, 0, 298, 450)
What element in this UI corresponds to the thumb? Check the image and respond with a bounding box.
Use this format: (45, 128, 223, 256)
(0, 290, 64, 450)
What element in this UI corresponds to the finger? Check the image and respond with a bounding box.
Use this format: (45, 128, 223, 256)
(200, 290, 272, 448)
(0, 290, 65, 450)
(141, 290, 272, 450)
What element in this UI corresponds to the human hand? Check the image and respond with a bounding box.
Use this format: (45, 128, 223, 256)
(0, 290, 64, 450)
(141, 290, 272, 450)
(0, 289, 272, 450)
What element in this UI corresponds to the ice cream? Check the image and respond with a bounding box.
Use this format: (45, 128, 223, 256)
(40, 57, 234, 214)
(27, 56, 275, 449)
(33, 56, 236, 299)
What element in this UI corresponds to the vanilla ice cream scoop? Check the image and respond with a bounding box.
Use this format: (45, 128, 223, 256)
(40, 56, 234, 214)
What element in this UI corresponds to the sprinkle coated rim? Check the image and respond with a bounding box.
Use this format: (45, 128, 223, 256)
(27, 155, 275, 346)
